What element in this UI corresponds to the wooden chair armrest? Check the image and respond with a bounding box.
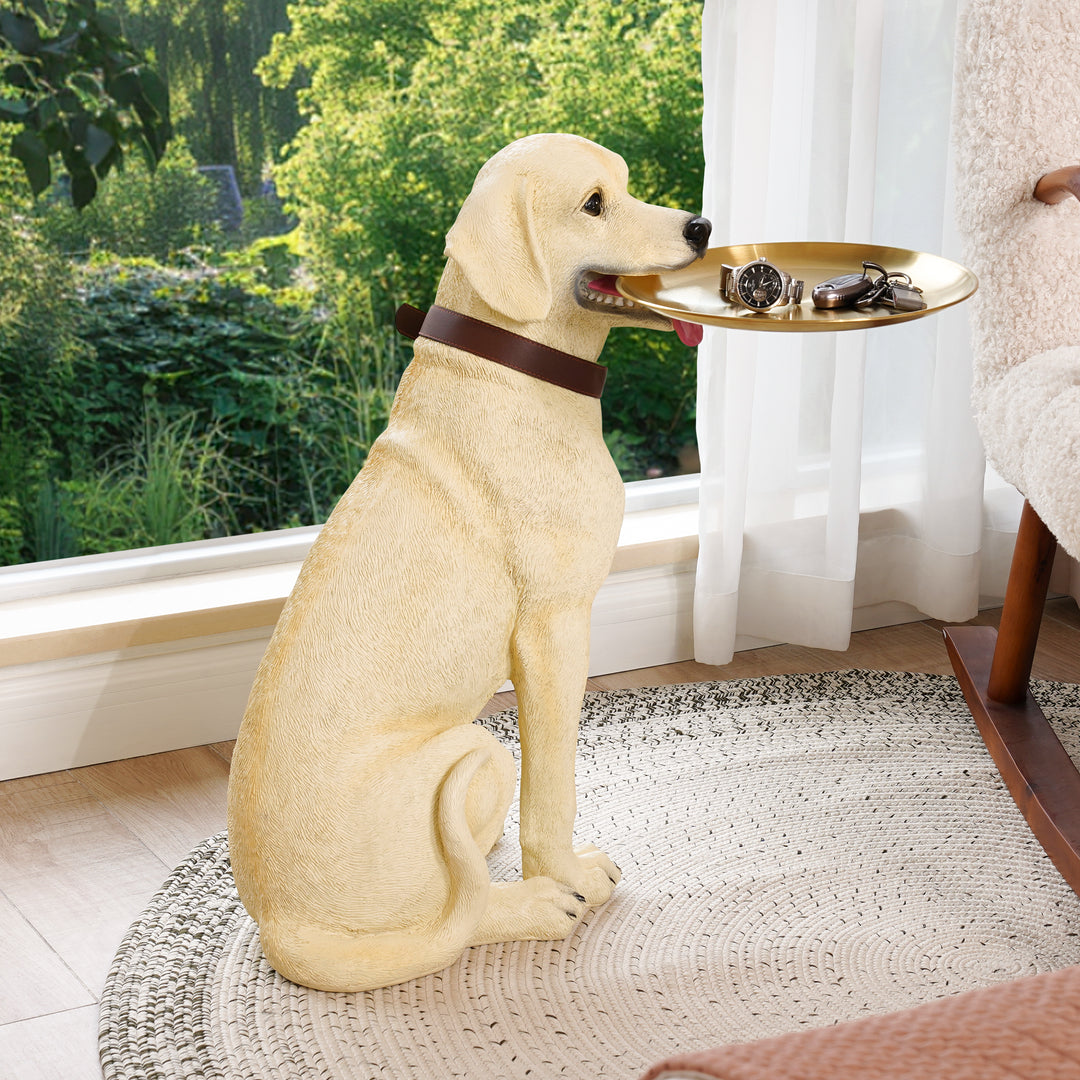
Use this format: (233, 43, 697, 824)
(1034, 164, 1080, 204)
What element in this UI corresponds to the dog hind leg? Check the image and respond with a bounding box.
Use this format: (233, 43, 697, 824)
(443, 731, 590, 947)
(465, 876, 588, 947)
(256, 730, 583, 989)
(258, 743, 496, 992)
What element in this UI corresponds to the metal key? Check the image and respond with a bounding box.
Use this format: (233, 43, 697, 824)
(814, 260, 927, 312)
(878, 279, 926, 312)
(854, 266, 926, 311)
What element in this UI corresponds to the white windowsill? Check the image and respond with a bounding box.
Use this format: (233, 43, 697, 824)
(0, 477, 701, 668)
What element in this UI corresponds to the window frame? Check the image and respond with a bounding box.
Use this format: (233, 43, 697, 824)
(0, 474, 703, 668)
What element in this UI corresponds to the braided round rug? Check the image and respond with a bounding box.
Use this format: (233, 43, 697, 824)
(100, 671, 1080, 1080)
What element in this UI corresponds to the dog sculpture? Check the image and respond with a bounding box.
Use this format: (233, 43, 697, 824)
(227, 133, 711, 992)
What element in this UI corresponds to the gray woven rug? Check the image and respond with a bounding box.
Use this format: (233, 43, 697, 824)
(100, 671, 1080, 1079)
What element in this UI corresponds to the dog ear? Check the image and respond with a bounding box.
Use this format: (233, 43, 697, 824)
(445, 171, 553, 323)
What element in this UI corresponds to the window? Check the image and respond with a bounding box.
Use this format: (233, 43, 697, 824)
(0, 0, 706, 573)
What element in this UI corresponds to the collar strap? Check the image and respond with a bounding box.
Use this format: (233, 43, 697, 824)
(395, 303, 606, 398)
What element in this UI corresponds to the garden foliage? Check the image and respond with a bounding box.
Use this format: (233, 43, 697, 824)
(36, 139, 221, 258)
(0, 208, 86, 562)
(263, 0, 705, 475)
(112, 0, 301, 195)
(0, 242, 406, 563)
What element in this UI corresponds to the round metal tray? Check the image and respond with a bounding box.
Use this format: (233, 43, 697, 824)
(616, 242, 978, 332)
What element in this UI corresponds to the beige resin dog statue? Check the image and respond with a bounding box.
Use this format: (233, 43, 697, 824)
(227, 132, 711, 992)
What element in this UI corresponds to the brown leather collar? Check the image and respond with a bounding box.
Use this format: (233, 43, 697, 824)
(395, 303, 606, 398)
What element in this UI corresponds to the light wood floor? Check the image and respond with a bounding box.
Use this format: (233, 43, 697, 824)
(3, 600, 1079, 1078)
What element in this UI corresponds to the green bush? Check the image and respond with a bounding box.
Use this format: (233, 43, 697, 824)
(0, 238, 412, 566)
(68, 255, 406, 535)
(0, 212, 88, 482)
(35, 140, 222, 260)
(239, 190, 297, 249)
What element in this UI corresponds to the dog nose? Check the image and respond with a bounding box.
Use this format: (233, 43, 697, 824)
(683, 215, 712, 253)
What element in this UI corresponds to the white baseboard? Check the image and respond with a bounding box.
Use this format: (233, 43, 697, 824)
(0, 630, 270, 779)
(0, 562, 698, 780)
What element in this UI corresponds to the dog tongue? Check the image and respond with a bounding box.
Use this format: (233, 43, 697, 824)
(672, 318, 703, 347)
(589, 276, 703, 348)
(588, 275, 622, 296)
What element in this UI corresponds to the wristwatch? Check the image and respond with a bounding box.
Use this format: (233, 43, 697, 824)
(720, 258, 804, 311)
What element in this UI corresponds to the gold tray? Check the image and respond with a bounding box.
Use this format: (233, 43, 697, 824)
(616, 242, 978, 332)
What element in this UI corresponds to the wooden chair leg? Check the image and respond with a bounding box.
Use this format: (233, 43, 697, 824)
(943, 500, 1080, 897)
(987, 500, 1059, 702)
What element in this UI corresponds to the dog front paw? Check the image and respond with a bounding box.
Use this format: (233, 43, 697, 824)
(523, 844, 621, 907)
(571, 843, 621, 905)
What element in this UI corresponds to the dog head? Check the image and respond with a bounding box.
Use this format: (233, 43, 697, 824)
(444, 133, 710, 343)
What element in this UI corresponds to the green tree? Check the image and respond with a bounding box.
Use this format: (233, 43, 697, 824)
(262, 1, 704, 305)
(36, 136, 220, 257)
(0, 0, 170, 206)
(115, 0, 301, 193)
(262, 0, 705, 474)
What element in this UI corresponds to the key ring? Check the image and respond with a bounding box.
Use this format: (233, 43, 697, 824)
(853, 263, 922, 308)
(855, 263, 891, 307)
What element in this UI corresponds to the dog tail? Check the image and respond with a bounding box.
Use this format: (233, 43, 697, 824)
(433, 746, 494, 932)
(256, 746, 494, 992)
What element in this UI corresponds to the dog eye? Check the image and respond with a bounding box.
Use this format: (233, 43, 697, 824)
(582, 191, 603, 216)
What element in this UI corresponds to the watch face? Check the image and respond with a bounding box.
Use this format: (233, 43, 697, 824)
(736, 260, 784, 309)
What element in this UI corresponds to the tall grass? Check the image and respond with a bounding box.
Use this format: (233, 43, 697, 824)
(298, 283, 409, 520)
(128, 410, 226, 547)
(22, 480, 80, 562)
(65, 409, 229, 557)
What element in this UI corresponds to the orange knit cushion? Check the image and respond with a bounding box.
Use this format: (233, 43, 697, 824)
(641, 964, 1080, 1080)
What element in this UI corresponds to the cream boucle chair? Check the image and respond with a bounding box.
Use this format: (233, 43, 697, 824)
(944, 0, 1080, 895)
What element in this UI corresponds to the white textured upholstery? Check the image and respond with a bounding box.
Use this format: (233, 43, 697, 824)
(953, 0, 1080, 557)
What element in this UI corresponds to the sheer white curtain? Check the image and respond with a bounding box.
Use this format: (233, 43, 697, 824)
(693, 0, 1009, 664)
